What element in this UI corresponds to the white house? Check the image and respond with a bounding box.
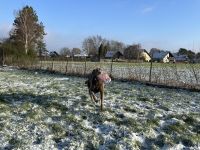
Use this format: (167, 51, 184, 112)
(138, 49, 151, 62)
(152, 51, 174, 63)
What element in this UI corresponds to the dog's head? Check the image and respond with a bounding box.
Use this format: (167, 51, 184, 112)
(91, 68, 102, 77)
(85, 68, 102, 85)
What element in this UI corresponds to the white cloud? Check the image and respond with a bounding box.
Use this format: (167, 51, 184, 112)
(141, 6, 154, 14)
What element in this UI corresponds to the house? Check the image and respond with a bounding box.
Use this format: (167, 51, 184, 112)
(49, 51, 59, 57)
(152, 51, 174, 63)
(38, 50, 49, 57)
(173, 53, 189, 63)
(73, 52, 88, 58)
(105, 51, 123, 59)
(105, 51, 114, 58)
(138, 49, 151, 62)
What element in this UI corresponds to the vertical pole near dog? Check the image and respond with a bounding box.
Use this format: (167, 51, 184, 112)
(84, 56, 87, 76)
(40, 60, 42, 69)
(149, 58, 153, 82)
(65, 57, 68, 73)
(110, 58, 113, 76)
(51, 59, 54, 71)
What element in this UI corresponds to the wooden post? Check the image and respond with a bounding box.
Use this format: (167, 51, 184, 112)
(51, 59, 54, 71)
(65, 57, 68, 73)
(110, 58, 113, 76)
(40, 60, 42, 69)
(149, 59, 153, 82)
(84, 56, 87, 76)
(2, 47, 4, 66)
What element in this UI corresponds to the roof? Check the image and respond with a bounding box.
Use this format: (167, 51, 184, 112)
(173, 53, 189, 61)
(105, 51, 114, 58)
(74, 53, 88, 57)
(50, 51, 59, 57)
(105, 51, 123, 58)
(138, 49, 151, 57)
(152, 51, 173, 59)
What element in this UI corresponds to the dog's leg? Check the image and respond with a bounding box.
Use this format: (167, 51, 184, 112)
(89, 90, 98, 103)
(92, 93, 98, 103)
(89, 90, 94, 102)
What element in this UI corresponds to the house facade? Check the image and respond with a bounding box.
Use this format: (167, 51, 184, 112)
(139, 49, 151, 62)
(152, 51, 174, 63)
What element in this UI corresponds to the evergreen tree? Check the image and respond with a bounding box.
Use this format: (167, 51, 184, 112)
(10, 5, 46, 55)
(37, 39, 47, 57)
(98, 43, 104, 59)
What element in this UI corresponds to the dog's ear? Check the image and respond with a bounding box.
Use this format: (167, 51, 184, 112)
(94, 68, 102, 76)
(97, 68, 101, 72)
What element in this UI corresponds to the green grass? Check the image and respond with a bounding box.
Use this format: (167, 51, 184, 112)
(123, 106, 137, 113)
(21, 102, 32, 111)
(50, 123, 66, 138)
(9, 137, 23, 148)
(146, 118, 160, 127)
(163, 122, 187, 134)
(137, 96, 150, 102)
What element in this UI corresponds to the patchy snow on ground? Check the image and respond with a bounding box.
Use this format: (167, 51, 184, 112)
(0, 68, 199, 149)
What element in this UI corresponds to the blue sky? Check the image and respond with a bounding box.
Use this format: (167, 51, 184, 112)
(1, 0, 200, 52)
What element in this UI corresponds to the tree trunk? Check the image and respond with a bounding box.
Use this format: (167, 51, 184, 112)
(25, 35, 28, 54)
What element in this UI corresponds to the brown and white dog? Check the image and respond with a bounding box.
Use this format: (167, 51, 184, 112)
(85, 68, 111, 111)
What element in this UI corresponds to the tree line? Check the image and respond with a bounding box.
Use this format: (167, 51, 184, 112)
(60, 35, 200, 62)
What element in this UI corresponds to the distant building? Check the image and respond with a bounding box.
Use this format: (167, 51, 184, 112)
(105, 51, 114, 58)
(73, 52, 88, 58)
(138, 49, 151, 62)
(105, 51, 123, 59)
(152, 51, 174, 63)
(38, 50, 49, 57)
(50, 51, 59, 57)
(173, 53, 189, 62)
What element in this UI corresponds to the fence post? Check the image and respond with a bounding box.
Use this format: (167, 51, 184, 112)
(65, 58, 68, 73)
(149, 59, 153, 82)
(84, 56, 87, 76)
(110, 58, 113, 76)
(51, 59, 54, 71)
(40, 60, 42, 69)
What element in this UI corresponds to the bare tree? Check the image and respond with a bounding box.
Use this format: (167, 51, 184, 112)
(82, 35, 106, 56)
(124, 44, 141, 60)
(108, 40, 126, 52)
(59, 47, 71, 56)
(71, 48, 81, 56)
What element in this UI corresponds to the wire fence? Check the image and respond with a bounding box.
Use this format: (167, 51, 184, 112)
(24, 59, 200, 91)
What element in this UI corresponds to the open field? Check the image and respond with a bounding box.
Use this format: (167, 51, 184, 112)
(0, 67, 199, 149)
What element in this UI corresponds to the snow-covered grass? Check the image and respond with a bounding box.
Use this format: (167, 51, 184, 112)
(0, 67, 199, 149)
